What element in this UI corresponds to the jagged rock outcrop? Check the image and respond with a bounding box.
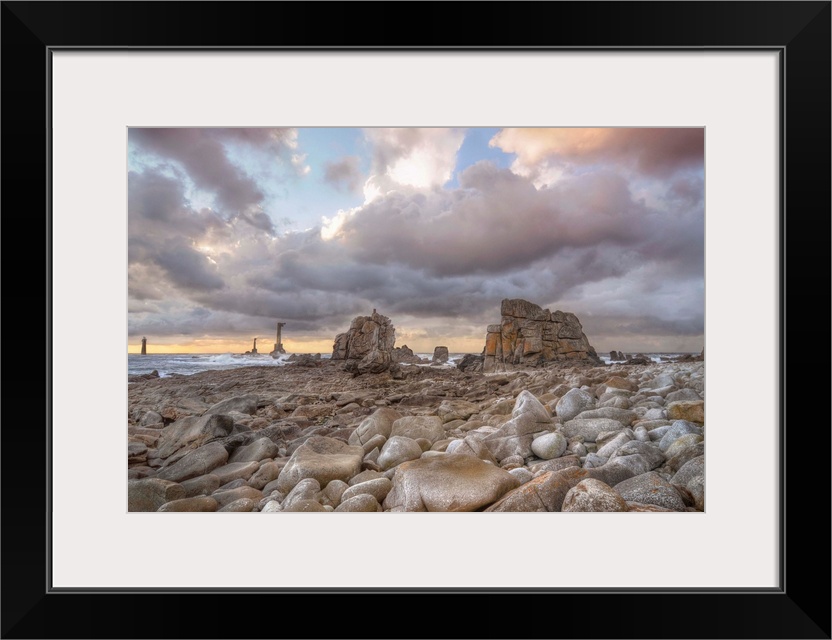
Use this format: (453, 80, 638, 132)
(391, 345, 424, 364)
(331, 311, 395, 374)
(483, 299, 601, 373)
(456, 353, 484, 373)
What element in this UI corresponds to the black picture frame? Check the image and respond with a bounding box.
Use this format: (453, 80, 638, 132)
(2, 2, 829, 638)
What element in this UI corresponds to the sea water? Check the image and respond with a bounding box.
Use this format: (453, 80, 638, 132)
(128, 352, 464, 378)
(128, 352, 690, 378)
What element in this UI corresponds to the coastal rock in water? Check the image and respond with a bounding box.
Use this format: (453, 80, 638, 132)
(331, 310, 396, 375)
(383, 455, 519, 512)
(482, 299, 602, 373)
(391, 345, 423, 364)
(432, 346, 449, 363)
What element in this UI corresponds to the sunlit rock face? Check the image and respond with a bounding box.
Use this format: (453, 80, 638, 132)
(331, 310, 396, 375)
(482, 299, 601, 373)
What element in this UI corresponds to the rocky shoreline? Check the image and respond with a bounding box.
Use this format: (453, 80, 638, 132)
(128, 356, 705, 513)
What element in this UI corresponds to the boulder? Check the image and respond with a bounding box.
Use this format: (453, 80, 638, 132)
(561, 418, 625, 443)
(614, 472, 686, 511)
(204, 395, 259, 416)
(348, 408, 403, 446)
(128, 478, 186, 512)
(378, 436, 424, 471)
(383, 455, 520, 512)
(155, 442, 229, 483)
(275, 436, 364, 494)
(335, 494, 383, 512)
(562, 479, 629, 512)
(156, 414, 235, 460)
(227, 437, 280, 464)
(390, 416, 445, 444)
(667, 401, 705, 424)
(158, 496, 219, 512)
(556, 389, 596, 422)
(672, 455, 705, 510)
(530, 432, 568, 459)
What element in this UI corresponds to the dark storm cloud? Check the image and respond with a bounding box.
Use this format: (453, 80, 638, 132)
(128, 169, 228, 242)
(153, 239, 225, 292)
(129, 128, 297, 214)
(323, 156, 363, 193)
(331, 163, 650, 277)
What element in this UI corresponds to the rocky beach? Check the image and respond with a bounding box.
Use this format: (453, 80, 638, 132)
(128, 300, 704, 513)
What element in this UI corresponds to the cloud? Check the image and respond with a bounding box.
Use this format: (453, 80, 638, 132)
(323, 156, 363, 193)
(324, 162, 654, 277)
(128, 128, 704, 352)
(491, 128, 704, 180)
(364, 128, 465, 190)
(129, 128, 304, 217)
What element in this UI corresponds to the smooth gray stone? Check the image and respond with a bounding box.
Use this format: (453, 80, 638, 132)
(180, 474, 221, 498)
(334, 494, 382, 512)
(154, 442, 229, 483)
(340, 478, 393, 504)
(659, 421, 704, 452)
(378, 436, 423, 471)
(218, 498, 257, 512)
(555, 388, 595, 422)
(204, 395, 259, 416)
(562, 478, 628, 512)
(561, 418, 625, 443)
(158, 496, 218, 512)
(672, 455, 705, 510)
(128, 478, 185, 512)
(228, 437, 280, 464)
(383, 455, 519, 512)
(530, 432, 567, 459)
(211, 485, 263, 508)
(614, 471, 686, 511)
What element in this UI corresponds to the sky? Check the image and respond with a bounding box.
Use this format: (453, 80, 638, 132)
(127, 127, 704, 355)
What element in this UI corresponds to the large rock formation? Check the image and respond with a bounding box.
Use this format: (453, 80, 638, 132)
(331, 310, 396, 374)
(483, 299, 601, 373)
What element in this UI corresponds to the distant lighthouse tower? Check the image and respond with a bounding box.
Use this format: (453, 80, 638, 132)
(270, 322, 287, 358)
(141, 337, 147, 355)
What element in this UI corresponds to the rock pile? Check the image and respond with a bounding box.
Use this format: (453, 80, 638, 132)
(331, 311, 396, 374)
(483, 299, 601, 373)
(128, 358, 705, 512)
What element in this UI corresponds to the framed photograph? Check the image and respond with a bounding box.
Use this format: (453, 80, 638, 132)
(3, 2, 829, 638)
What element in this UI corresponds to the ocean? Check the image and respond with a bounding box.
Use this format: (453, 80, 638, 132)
(128, 352, 691, 378)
